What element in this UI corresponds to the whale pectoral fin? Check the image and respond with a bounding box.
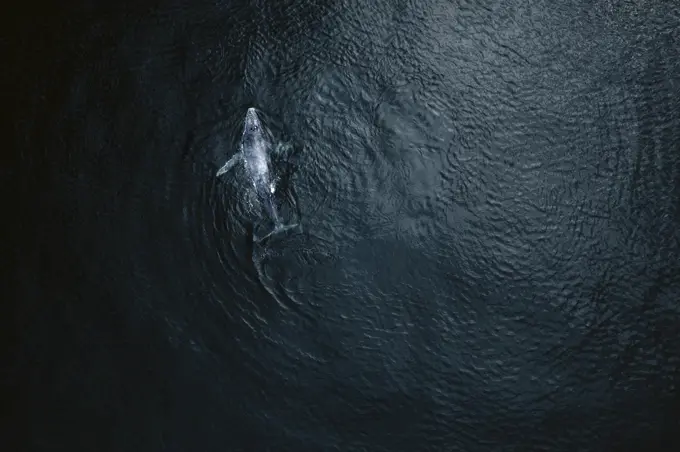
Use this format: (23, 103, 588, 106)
(273, 142, 304, 169)
(272, 142, 293, 157)
(272, 143, 286, 155)
(216, 153, 241, 176)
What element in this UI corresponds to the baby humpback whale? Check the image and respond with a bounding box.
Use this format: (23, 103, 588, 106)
(216, 107, 298, 241)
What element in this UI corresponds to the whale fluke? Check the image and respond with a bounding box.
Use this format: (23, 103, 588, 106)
(254, 222, 301, 243)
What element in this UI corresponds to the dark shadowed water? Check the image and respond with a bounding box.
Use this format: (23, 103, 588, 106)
(8, 0, 680, 451)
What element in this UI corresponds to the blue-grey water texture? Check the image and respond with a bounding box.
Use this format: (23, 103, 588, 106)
(9, 0, 680, 451)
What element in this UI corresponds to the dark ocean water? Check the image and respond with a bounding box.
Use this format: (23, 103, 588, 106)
(7, 0, 680, 451)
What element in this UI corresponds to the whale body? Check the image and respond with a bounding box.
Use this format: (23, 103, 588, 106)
(216, 108, 298, 240)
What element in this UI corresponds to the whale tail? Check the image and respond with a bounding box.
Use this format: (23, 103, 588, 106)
(254, 222, 301, 243)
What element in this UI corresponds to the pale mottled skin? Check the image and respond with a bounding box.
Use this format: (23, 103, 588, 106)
(237, 108, 279, 223)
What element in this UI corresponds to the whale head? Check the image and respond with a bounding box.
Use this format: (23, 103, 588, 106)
(244, 107, 261, 134)
(240, 107, 267, 155)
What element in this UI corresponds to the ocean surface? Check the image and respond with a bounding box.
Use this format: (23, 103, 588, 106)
(8, 0, 680, 450)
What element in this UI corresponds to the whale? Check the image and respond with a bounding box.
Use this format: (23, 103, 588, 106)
(216, 108, 298, 240)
